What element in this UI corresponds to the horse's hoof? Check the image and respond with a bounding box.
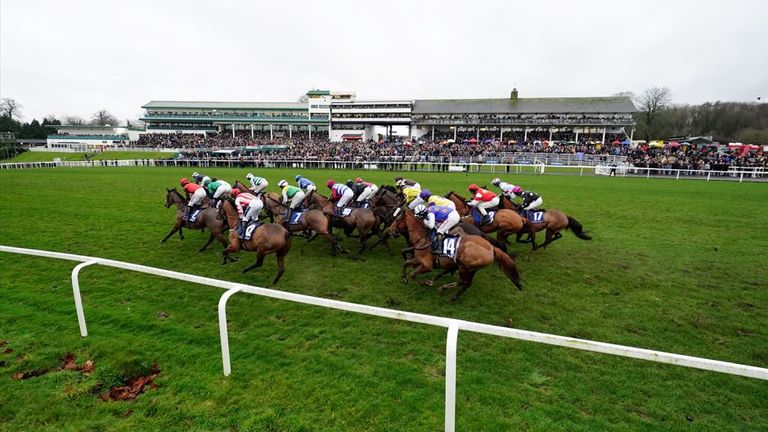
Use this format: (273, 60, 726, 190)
(401, 277, 408, 285)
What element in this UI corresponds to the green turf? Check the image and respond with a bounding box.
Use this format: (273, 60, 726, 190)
(1, 151, 176, 163)
(0, 168, 766, 431)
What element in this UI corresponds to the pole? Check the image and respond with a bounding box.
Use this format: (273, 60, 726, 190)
(444, 323, 459, 432)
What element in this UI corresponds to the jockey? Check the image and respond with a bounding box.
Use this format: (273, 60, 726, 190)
(295, 174, 316, 193)
(278, 179, 305, 221)
(345, 179, 366, 202)
(231, 189, 262, 236)
(491, 178, 519, 199)
(180, 178, 206, 221)
(203, 178, 232, 207)
(245, 172, 269, 195)
(426, 191, 456, 210)
(512, 186, 543, 213)
(413, 203, 461, 253)
(192, 171, 211, 186)
(327, 180, 354, 216)
(410, 189, 456, 211)
(467, 183, 499, 225)
(354, 177, 378, 207)
(402, 185, 422, 210)
(394, 176, 421, 190)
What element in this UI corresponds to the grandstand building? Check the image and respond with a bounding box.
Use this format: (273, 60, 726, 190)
(411, 89, 637, 143)
(140, 88, 636, 143)
(46, 125, 143, 150)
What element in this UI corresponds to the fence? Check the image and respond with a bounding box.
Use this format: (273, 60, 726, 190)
(2, 244, 767, 432)
(1, 158, 766, 182)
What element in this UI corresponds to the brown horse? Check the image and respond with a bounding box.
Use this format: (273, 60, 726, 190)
(261, 193, 347, 256)
(387, 208, 522, 301)
(219, 198, 292, 284)
(445, 191, 527, 244)
(162, 188, 228, 252)
(497, 195, 592, 250)
(304, 191, 380, 254)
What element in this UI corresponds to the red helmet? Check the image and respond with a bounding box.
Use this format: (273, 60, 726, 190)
(326, 180, 335, 188)
(355, 177, 364, 183)
(180, 178, 189, 186)
(231, 189, 240, 197)
(468, 183, 479, 192)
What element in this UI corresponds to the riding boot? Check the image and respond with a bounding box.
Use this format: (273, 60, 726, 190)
(184, 206, 192, 222)
(285, 209, 293, 223)
(481, 214, 491, 225)
(433, 232, 444, 253)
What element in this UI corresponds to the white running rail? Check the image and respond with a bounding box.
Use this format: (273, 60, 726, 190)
(2, 244, 767, 432)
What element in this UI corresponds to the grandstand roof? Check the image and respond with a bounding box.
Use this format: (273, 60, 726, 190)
(412, 96, 637, 114)
(142, 101, 307, 110)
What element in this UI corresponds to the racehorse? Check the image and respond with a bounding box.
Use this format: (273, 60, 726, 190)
(162, 188, 228, 252)
(497, 194, 592, 250)
(444, 191, 528, 244)
(371, 202, 511, 257)
(304, 191, 380, 254)
(387, 208, 522, 301)
(260, 193, 347, 256)
(219, 197, 292, 284)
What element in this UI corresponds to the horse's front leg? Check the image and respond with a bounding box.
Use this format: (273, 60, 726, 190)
(243, 252, 266, 273)
(199, 233, 215, 252)
(401, 259, 416, 284)
(161, 222, 182, 243)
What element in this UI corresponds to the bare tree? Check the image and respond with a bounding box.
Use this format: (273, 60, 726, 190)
(91, 109, 118, 126)
(63, 115, 87, 125)
(636, 87, 673, 140)
(126, 118, 146, 128)
(0, 98, 23, 119)
(297, 94, 309, 103)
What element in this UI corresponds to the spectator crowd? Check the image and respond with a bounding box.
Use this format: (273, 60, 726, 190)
(131, 132, 766, 170)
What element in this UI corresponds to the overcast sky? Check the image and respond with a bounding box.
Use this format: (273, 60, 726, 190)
(1, 0, 766, 123)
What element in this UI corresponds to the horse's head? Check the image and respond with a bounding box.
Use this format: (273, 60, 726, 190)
(165, 188, 181, 208)
(386, 205, 407, 235)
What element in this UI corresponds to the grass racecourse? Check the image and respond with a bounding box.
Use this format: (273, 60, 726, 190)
(0, 166, 767, 431)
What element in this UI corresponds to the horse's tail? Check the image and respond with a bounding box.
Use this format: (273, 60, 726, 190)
(566, 216, 592, 240)
(493, 247, 522, 290)
(482, 233, 509, 254)
(281, 226, 292, 251)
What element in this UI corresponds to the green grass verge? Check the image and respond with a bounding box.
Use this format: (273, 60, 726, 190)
(1, 151, 176, 163)
(0, 167, 766, 431)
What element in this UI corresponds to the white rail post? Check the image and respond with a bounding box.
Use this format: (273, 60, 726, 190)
(71, 260, 98, 337)
(218, 287, 243, 376)
(445, 322, 459, 432)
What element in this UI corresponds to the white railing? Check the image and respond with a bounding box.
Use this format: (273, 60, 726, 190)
(2, 244, 767, 431)
(1, 158, 765, 182)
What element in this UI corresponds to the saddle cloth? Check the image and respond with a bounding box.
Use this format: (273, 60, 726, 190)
(471, 208, 495, 225)
(239, 220, 264, 241)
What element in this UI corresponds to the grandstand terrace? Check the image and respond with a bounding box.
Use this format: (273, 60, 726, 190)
(411, 89, 637, 143)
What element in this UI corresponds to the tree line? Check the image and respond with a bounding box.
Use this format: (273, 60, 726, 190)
(0, 98, 124, 139)
(626, 87, 767, 144)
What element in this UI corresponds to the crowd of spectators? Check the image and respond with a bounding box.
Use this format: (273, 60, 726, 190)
(627, 146, 766, 171)
(131, 132, 766, 169)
